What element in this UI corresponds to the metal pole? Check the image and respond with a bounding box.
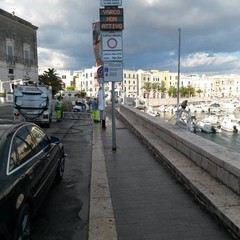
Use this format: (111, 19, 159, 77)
(112, 81, 117, 151)
(177, 28, 181, 120)
(101, 82, 106, 128)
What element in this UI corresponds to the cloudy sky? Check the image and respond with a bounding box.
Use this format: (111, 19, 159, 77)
(2, 0, 240, 74)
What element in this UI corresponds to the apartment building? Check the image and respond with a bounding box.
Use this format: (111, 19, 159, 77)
(211, 75, 240, 97)
(0, 9, 38, 92)
(73, 66, 100, 97)
(54, 66, 240, 100)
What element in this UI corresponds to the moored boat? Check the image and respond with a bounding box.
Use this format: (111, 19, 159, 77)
(196, 115, 222, 133)
(220, 114, 240, 132)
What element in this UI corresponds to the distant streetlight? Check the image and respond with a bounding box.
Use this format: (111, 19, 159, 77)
(177, 28, 181, 119)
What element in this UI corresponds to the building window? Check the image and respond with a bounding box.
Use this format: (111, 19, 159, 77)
(6, 38, 14, 62)
(23, 43, 30, 65)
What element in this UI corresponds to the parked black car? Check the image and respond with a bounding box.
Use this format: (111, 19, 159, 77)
(0, 120, 65, 240)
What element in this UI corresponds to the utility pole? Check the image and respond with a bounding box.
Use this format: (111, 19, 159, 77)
(177, 28, 181, 120)
(100, 0, 124, 151)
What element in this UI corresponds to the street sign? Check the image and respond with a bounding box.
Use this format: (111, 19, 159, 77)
(103, 51, 122, 61)
(97, 66, 104, 78)
(100, 7, 124, 30)
(102, 31, 122, 51)
(101, 0, 122, 6)
(104, 62, 123, 82)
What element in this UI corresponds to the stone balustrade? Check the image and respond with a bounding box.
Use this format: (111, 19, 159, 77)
(118, 104, 240, 195)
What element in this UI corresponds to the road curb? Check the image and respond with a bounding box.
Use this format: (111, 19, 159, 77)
(88, 124, 118, 240)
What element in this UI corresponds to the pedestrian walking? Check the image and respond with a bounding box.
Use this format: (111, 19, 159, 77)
(55, 97, 62, 122)
(92, 97, 99, 122)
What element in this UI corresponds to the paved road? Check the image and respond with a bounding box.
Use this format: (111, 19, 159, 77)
(0, 104, 92, 240)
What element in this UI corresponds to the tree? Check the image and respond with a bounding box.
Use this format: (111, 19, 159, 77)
(151, 83, 159, 98)
(180, 86, 188, 97)
(167, 86, 177, 97)
(142, 82, 152, 99)
(66, 86, 75, 91)
(187, 85, 195, 97)
(75, 90, 87, 98)
(39, 68, 63, 95)
(158, 81, 167, 98)
(196, 88, 203, 97)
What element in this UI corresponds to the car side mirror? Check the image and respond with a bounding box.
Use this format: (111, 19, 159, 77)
(50, 136, 61, 144)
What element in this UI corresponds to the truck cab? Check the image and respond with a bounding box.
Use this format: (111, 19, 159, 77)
(13, 81, 53, 127)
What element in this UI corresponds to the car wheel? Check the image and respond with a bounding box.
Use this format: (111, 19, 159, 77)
(13, 203, 32, 240)
(56, 152, 65, 182)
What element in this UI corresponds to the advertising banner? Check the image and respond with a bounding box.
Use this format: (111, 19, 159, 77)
(92, 21, 103, 66)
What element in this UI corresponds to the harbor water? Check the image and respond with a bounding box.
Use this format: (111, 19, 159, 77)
(158, 112, 240, 153)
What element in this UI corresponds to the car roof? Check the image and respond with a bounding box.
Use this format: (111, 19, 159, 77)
(0, 120, 36, 138)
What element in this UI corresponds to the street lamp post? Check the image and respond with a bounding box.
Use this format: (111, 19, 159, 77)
(177, 28, 181, 120)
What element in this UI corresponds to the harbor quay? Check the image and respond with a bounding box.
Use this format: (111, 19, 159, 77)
(144, 96, 212, 107)
(114, 104, 240, 238)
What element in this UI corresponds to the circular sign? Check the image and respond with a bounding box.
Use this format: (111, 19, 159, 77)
(107, 38, 118, 49)
(97, 66, 104, 78)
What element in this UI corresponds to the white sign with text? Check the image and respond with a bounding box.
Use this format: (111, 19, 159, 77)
(102, 31, 122, 51)
(101, 0, 122, 6)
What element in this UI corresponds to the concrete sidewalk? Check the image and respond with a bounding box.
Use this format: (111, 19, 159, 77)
(89, 112, 236, 240)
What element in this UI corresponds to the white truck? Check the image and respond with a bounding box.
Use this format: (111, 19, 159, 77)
(13, 81, 53, 127)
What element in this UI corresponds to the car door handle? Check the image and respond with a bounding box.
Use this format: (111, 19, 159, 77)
(46, 154, 50, 158)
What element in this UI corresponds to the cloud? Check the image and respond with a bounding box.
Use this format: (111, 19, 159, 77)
(2, 0, 240, 73)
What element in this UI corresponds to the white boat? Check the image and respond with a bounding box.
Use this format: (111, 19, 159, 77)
(158, 105, 166, 112)
(146, 106, 158, 117)
(220, 114, 240, 132)
(209, 102, 221, 113)
(196, 115, 222, 133)
(189, 103, 210, 113)
(197, 121, 221, 133)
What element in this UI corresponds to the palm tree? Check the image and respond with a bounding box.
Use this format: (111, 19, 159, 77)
(167, 86, 177, 97)
(39, 68, 64, 96)
(158, 81, 167, 98)
(152, 83, 159, 98)
(196, 88, 203, 97)
(142, 82, 152, 99)
(187, 85, 195, 97)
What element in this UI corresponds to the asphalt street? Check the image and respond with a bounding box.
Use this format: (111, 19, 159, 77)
(0, 103, 92, 240)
